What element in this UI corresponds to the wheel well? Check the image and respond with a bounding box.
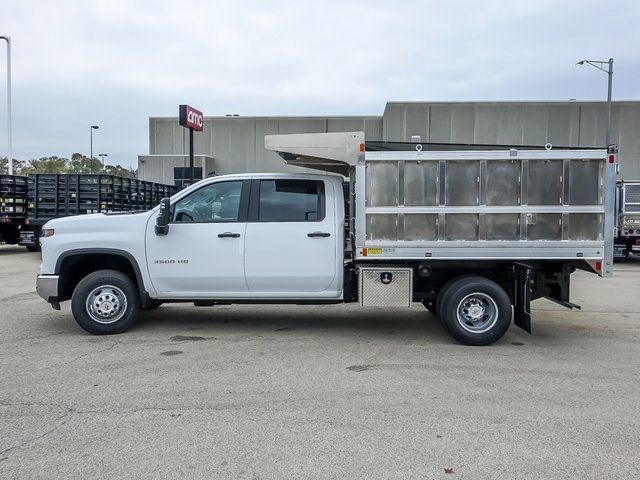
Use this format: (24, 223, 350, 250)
(58, 253, 139, 302)
(413, 267, 515, 303)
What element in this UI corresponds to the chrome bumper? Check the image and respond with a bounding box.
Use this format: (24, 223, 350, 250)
(36, 274, 59, 302)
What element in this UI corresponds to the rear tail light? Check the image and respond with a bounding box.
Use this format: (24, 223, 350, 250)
(608, 154, 616, 164)
(595, 261, 602, 272)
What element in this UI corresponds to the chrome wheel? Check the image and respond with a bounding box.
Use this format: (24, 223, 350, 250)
(85, 285, 128, 324)
(456, 292, 499, 334)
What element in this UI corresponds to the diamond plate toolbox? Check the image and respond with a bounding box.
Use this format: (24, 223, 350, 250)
(358, 267, 413, 307)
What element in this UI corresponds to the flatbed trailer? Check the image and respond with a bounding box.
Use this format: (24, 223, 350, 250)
(20, 173, 177, 250)
(0, 174, 28, 245)
(615, 180, 640, 257)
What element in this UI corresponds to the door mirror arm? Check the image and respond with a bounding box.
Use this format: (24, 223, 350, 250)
(155, 197, 171, 235)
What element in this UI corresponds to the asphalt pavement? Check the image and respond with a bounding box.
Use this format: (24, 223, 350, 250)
(1, 244, 639, 479)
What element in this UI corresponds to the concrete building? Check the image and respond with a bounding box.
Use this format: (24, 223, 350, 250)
(139, 101, 640, 185)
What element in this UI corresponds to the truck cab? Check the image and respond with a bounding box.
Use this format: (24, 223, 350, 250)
(145, 173, 344, 300)
(37, 172, 345, 312)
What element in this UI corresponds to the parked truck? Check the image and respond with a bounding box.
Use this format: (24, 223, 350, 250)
(0, 174, 28, 246)
(35, 132, 616, 345)
(20, 173, 176, 251)
(614, 180, 640, 258)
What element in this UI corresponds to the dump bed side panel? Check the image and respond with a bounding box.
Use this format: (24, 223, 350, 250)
(355, 149, 613, 276)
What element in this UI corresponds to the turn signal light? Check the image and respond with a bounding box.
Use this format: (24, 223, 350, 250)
(41, 228, 55, 238)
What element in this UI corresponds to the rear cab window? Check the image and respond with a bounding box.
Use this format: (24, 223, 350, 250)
(258, 179, 325, 222)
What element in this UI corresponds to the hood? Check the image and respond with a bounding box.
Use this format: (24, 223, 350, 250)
(43, 211, 153, 232)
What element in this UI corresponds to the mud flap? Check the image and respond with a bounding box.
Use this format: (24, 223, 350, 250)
(514, 265, 532, 334)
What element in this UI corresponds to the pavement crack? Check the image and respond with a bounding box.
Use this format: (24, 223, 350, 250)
(54, 339, 119, 367)
(0, 410, 73, 456)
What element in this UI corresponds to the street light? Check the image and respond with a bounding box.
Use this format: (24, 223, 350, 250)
(576, 58, 614, 147)
(0, 36, 12, 175)
(89, 125, 99, 164)
(98, 153, 108, 167)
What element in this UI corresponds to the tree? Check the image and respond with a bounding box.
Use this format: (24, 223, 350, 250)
(1, 154, 138, 178)
(20, 156, 69, 174)
(0, 157, 26, 175)
(69, 153, 103, 174)
(104, 164, 137, 178)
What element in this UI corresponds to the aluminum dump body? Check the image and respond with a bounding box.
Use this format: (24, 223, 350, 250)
(265, 132, 615, 277)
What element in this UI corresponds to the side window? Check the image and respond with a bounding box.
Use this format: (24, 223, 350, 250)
(258, 180, 325, 222)
(172, 181, 243, 223)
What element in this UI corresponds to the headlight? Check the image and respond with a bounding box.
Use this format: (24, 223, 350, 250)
(41, 228, 55, 238)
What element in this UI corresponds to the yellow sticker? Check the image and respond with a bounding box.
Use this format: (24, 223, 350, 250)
(367, 247, 383, 255)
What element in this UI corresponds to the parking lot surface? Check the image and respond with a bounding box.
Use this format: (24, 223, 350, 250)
(1, 244, 639, 479)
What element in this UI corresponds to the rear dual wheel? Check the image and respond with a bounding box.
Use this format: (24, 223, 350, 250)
(437, 276, 512, 346)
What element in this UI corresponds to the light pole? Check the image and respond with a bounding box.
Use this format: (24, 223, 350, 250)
(0, 36, 12, 175)
(576, 58, 614, 147)
(89, 125, 99, 168)
(98, 153, 108, 167)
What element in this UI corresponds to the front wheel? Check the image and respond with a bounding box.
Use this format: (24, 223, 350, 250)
(71, 269, 140, 334)
(438, 276, 512, 346)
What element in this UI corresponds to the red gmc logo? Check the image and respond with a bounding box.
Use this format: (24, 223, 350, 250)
(179, 105, 204, 131)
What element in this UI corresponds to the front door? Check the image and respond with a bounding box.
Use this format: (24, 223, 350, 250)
(244, 178, 339, 296)
(146, 179, 249, 298)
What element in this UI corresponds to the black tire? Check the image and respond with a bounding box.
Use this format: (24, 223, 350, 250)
(438, 275, 511, 346)
(71, 269, 140, 335)
(435, 275, 472, 320)
(421, 300, 437, 315)
(26, 244, 41, 252)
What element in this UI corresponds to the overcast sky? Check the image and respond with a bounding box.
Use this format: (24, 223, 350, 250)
(1, 0, 639, 167)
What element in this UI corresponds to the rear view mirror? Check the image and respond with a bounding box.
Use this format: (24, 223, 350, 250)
(155, 197, 171, 235)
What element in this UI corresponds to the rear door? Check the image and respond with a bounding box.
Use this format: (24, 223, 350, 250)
(244, 178, 340, 296)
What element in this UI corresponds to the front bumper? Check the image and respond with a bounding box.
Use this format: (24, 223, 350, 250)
(36, 274, 59, 304)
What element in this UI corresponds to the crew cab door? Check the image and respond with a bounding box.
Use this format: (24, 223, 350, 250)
(243, 178, 342, 297)
(145, 179, 250, 297)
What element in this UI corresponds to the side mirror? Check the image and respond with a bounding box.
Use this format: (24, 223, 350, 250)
(155, 197, 171, 235)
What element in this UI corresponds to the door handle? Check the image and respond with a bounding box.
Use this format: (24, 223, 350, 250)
(218, 232, 241, 238)
(307, 232, 331, 238)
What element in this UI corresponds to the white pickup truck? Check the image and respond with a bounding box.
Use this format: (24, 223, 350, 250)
(36, 132, 616, 345)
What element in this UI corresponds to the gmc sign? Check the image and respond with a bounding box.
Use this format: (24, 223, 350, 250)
(179, 105, 204, 131)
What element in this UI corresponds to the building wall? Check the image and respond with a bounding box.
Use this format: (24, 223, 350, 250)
(137, 155, 215, 185)
(140, 101, 640, 181)
(145, 116, 382, 176)
(383, 101, 640, 178)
